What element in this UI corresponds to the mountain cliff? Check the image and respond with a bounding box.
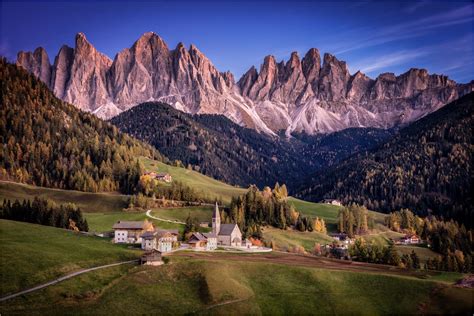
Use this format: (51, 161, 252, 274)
(16, 32, 473, 135)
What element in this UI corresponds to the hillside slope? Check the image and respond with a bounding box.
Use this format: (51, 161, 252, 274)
(111, 102, 392, 188)
(296, 93, 474, 225)
(0, 59, 163, 194)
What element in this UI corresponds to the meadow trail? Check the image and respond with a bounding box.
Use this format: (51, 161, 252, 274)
(0, 260, 139, 302)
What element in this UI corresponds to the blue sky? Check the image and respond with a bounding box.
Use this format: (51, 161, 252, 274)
(1, 0, 473, 83)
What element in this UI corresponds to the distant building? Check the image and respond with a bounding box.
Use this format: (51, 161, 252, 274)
(401, 234, 421, 245)
(113, 220, 155, 244)
(156, 173, 172, 183)
(212, 202, 242, 247)
(321, 199, 342, 206)
(140, 229, 179, 252)
(140, 250, 163, 266)
(143, 171, 172, 183)
(188, 232, 217, 251)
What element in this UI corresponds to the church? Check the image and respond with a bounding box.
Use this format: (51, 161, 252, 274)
(212, 202, 242, 247)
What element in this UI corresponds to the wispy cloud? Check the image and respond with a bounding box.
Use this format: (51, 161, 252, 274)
(333, 4, 474, 54)
(350, 50, 427, 74)
(404, 0, 430, 14)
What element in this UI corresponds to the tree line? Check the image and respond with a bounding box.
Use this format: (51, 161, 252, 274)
(337, 203, 375, 237)
(297, 93, 473, 227)
(0, 197, 89, 231)
(386, 208, 473, 273)
(222, 184, 326, 238)
(0, 59, 163, 194)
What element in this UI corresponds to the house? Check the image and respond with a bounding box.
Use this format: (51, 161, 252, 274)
(188, 232, 217, 250)
(321, 199, 342, 206)
(113, 220, 155, 244)
(140, 229, 179, 252)
(212, 202, 242, 247)
(156, 173, 172, 183)
(140, 250, 163, 266)
(401, 234, 421, 244)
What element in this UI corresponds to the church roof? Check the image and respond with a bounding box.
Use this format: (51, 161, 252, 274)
(219, 224, 238, 236)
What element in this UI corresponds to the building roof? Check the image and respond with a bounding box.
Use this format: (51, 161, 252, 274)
(157, 229, 179, 235)
(203, 232, 217, 239)
(113, 221, 148, 230)
(188, 232, 207, 243)
(212, 202, 220, 220)
(156, 173, 170, 177)
(141, 231, 157, 239)
(219, 224, 238, 236)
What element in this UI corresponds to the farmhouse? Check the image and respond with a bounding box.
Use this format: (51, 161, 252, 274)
(321, 199, 342, 206)
(212, 202, 242, 247)
(401, 234, 421, 244)
(141, 229, 179, 252)
(140, 249, 163, 266)
(188, 232, 217, 250)
(113, 220, 155, 244)
(156, 173, 172, 183)
(143, 171, 172, 182)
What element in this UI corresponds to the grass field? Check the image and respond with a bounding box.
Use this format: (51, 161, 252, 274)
(2, 253, 472, 315)
(140, 157, 247, 204)
(396, 245, 441, 264)
(0, 220, 140, 297)
(0, 181, 128, 213)
(262, 226, 335, 252)
(150, 206, 214, 223)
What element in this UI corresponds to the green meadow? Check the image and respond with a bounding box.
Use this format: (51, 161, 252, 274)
(0, 220, 140, 297)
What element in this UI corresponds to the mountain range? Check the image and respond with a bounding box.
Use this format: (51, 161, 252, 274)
(16, 32, 474, 135)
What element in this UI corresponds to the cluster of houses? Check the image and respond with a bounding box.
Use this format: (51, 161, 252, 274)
(144, 171, 172, 183)
(113, 203, 247, 264)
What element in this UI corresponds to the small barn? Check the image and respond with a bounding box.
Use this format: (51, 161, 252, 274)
(140, 250, 163, 266)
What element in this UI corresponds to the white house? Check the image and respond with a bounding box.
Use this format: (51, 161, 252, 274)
(113, 220, 155, 244)
(188, 232, 217, 250)
(140, 229, 179, 252)
(212, 202, 242, 247)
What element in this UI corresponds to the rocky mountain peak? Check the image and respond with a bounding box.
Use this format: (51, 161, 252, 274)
(15, 32, 473, 136)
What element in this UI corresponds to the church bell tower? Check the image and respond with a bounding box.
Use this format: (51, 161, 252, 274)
(212, 202, 221, 235)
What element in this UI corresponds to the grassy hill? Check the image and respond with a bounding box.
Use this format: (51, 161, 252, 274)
(140, 157, 247, 204)
(2, 252, 472, 315)
(0, 181, 128, 213)
(0, 220, 139, 297)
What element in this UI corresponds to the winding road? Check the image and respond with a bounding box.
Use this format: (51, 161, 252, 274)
(145, 209, 185, 225)
(0, 260, 138, 302)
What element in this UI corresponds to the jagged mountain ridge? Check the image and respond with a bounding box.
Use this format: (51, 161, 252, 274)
(16, 32, 473, 135)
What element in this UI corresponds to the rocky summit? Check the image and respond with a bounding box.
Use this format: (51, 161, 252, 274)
(16, 32, 473, 135)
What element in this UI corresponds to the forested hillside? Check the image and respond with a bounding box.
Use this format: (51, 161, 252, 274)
(296, 93, 474, 226)
(0, 59, 163, 193)
(111, 102, 392, 189)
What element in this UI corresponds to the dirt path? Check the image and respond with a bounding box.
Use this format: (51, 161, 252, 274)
(146, 209, 185, 225)
(0, 260, 138, 302)
(172, 251, 434, 278)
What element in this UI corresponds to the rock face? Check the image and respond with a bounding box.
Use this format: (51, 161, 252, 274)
(16, 32, 473, 135)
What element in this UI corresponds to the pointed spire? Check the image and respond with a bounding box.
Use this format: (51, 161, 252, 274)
(212, 201, 221, 235)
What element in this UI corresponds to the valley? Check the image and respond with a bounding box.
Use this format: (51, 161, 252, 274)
(1, 2, 474, 314)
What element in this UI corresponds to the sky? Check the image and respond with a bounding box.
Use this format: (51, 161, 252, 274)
(1, 0, 473, 83)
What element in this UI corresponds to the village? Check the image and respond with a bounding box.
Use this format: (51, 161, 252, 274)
(113, 202, 272, 265)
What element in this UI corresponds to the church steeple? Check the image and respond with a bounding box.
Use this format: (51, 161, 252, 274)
(212, 202, 221, 235)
